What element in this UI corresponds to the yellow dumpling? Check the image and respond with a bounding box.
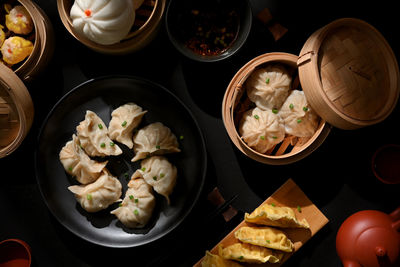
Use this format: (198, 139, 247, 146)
(245, 204, 310, 228)
(201, 250, 243, 267)
(0, 27, 5, 47)
(221, 243, 283, 264)
(1, 36, 33, 65)
(5, 5, 34, 35)
(234, 226, 294, 252)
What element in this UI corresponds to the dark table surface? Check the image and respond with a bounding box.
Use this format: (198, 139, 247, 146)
(1, 0, 399, 266)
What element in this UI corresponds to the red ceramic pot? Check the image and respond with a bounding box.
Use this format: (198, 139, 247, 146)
(0, 239, 31, 267)
(336, 207, 400, 267)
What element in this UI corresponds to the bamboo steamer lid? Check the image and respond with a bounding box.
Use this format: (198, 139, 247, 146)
(298, 18, 400, 130)
(57, 0, 166, 55)
(0, 63, 34, 158)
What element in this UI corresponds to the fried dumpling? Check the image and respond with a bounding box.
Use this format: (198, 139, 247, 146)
(76, 110, 122, 157)
(201, 250, 243, 267)
(59, 134, 108, 184)
(221, 243, 283, 264)
(132, 156, 177, 204)
(108, 103, 147, 149)
(111, 177, 155, 228)
(239, 107, 285, 153)
(245, 204, 310, 228)
(5, 5, 34, 35)
(234, 226, 294, 252)
(279, 90, 319, 137)
(68, 170, 122, 212)
(246, 64, 292, 110)
(131, 122, 180, 162)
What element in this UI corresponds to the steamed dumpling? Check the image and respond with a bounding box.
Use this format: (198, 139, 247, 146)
(5, 5, 34, 35)
(76, 110, 122, 157)
(221, 243, 283, 264)
(246, 64, 292, 110)
(111, 177, 155, 228)
(132, 156, 177, 204)
(239, 107, 285, 153)
(245, 203, 310, 228)
(235, 226, 294, 252)
(59, 134, 108, 184)
(68, 170, 122, 212)
(70, 0, 135, 45)
(131, 122, 180, 162)
(108, 103, 147, 149)
(279, 90, 319, 137)
(1, 36, 33, 65)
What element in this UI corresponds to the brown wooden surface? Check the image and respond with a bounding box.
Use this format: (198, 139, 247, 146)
(194, 178, 329, 267)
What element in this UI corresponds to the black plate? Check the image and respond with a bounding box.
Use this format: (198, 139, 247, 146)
(35, 76, 207, 248)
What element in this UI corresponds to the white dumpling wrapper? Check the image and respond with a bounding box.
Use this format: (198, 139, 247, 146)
(108, 103, 147, 149)
(246, 65, 292, 110)
(111, 178, 155, 228)
(59, 134, 108, 184)
(239, 107, 285, 153)
(76, 110, 122, 157)
(68, 170, 122, 212)
(132, 156, 177, 204)
(70, 0, 135, 45)
(279, 90, 319, 137)
(131, 122, 180, 162)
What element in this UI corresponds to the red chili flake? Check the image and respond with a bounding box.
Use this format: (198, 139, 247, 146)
(84, 9, 92, 17)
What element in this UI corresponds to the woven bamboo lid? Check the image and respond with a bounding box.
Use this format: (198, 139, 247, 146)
(298, 18, 400, 130)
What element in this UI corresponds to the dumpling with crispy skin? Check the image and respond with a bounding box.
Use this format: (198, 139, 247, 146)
(245, 204, 310, 228)
(68, 170, 122, 212)
(131, 122, 180, 162)
(234, 226, 294, 252)
(221, 243, 283, 264)
(59, 134, 108, 184)
(201, 250, 243, 267)
(76, 110, 122, 157)
(108, 103, 147, 149)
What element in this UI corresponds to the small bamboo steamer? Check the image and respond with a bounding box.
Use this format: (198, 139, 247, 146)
(222, 18, 399, 165)
(57, 0, 166, 55)
(0, 0, 54, 157)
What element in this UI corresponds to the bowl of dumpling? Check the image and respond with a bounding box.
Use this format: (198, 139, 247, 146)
(57, 0, 166, 54)
(223, 18, 400, 165)
(223, 52, 331, 165)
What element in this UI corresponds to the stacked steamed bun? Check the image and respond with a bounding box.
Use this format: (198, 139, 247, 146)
(59, 103, 179, 229)
(239, 64, 319, 154)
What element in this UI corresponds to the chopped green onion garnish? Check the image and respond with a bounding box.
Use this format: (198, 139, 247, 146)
(297, 119, 302, 123)
(160, 173, 165, 178)
(110, 142, 115, 146)
(118, 203, 122, 207)
(272, 108, 278, 114)
(100, 142, 106, 148)
(297, 205, 302, 212)
(179, 135, 184, 140)
(141, 167, 146, 172)
(254, 114, 259, 120)
(303, 107, 308, 112)
(289, 103, 294, 109)
(68, 167, 73, 172)
(272, 136, 277, 139)
(124, 173, 129, 179)
(98, 124, 103, 129)
(238, 256, 244, 260)
(135, 198, 139, 203)
(156, 145, 161, 149)
(87, 194, 92, 201)
(129, 195, 134, 200)
(266, 78, 270, 84)
(266, 240, 271, 243)
(134, 209, 139, 215)
(153, 176, 157, 181)
(121, 121, 127, 127)
(260, 136, 265, 140)
(270, 203, 276, 207)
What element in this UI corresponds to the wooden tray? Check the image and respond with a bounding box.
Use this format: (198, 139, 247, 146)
(194, 178, 329, 266)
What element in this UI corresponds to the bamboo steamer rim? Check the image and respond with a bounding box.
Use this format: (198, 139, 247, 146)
(222, 52, 331, 165)
(57, 0, 166, 55)
(298, 18, 400, 130)
(0, 63, 34, 158)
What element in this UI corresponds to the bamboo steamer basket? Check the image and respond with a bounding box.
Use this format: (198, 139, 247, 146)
(222, 18, 400, 165)
(57, 0, 166, 55)
(0, 0, 54, 158)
